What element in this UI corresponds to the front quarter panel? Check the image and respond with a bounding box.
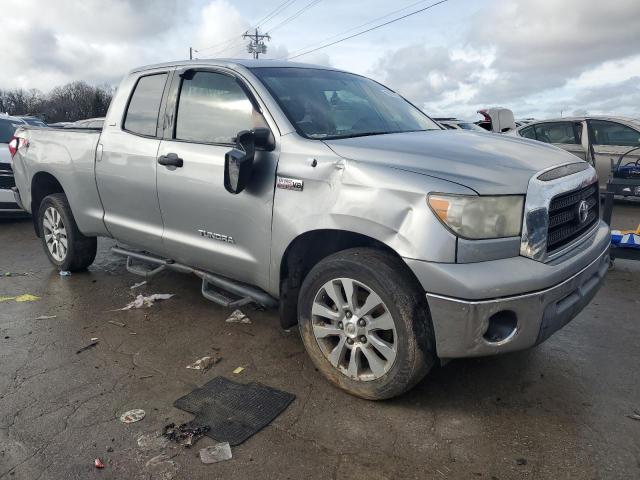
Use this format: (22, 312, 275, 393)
(269, 134, 475, 294)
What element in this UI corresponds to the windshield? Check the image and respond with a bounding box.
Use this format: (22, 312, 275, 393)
(0, 118, 23, 143)
(251, 67, 440, 140)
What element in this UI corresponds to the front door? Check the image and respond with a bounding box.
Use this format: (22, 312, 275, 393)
(534, 121, 586, 160)
(96, 71, 170, 249)
(156, 69, 278, 290)
(588, 119, 640, 188)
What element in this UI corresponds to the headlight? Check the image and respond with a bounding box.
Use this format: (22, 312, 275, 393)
(428, 194, 524, 239)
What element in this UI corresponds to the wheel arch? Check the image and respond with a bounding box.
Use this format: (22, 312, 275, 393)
(278, 229, 421, 329)
(31, 172, 65, 237)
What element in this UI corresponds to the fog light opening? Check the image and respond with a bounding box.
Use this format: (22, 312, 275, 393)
(483, 310, 518, 343)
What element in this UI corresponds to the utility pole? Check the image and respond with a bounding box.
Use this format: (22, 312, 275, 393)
(242, 29, 270, 59)
(189, 47, 193, 60)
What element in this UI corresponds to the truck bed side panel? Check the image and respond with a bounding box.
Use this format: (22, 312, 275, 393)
(13, 128, 109, 236)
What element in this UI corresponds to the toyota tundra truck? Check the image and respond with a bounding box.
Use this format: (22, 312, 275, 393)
(10, 60, 610, 399)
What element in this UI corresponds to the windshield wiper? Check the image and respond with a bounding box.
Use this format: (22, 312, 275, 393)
(323, 129, 432, 140)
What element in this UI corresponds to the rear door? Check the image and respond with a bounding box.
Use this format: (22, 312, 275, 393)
(588, 119, 640, 186)
(96, 70, 171, 249)
(155, 68, 278, 289)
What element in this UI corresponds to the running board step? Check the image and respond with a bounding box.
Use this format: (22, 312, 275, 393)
(111, 246, 277, 309)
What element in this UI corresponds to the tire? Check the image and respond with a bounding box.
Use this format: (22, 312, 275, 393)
(37, 193, 97, 272)
(297, 248, 437, 400)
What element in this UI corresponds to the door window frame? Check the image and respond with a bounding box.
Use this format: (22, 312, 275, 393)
(161, 67, 275, 148)
(121, 70, 173, 139)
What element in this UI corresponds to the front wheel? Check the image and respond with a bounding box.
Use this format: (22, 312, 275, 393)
(297, 248, 437, 400)
(38, 193, 97, 271)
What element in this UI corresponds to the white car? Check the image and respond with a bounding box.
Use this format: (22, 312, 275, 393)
(514, 116, 640, 190)
(0, 115, 27, 215)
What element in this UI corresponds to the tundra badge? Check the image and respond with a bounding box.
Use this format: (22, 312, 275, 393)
(277, 176, 304, 192)
(198, 230, 235, 244)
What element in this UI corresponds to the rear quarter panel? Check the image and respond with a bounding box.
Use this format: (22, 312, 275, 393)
(13, 127, 108, 236)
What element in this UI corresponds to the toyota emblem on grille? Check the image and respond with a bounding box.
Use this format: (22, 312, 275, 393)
(577, 199, 589, 224)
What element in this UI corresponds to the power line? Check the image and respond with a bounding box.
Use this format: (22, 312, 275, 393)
(285, 0, 438, 59)
(255, 0, 298, 28)
(288, 0, 449, 60)
(193, 0, 297, 55)
(266, 0, 322, 34)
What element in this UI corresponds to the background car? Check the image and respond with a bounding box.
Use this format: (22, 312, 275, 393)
(434, 118, 488, 132)
(17, 116, 47, 127)
(0, 115, 27, 215)
(515, 116, 640, 189)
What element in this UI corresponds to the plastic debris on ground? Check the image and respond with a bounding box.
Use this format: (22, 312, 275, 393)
(94, 458, 105, 469)
(130, 280, 147, 290)
(118, 293, 174, 310)
(119, 408, 146, 424)
(232, 366, 245, 374)
(186, 355, 221, 372)
(3, 272, 31, 277)
(225, 309, 251, 324)
(199, 442, 232, 464)
(59, 270, 71, 277)
(108, 320, 126, 327)
(145, 454, 178, 480)
(0, 294, 40, 303)
(627, 410, 640, 421)
(137, 431, 170, 450)
(35, 315, 57, 320)
(76, 339, 99, 354)
(162, 422, 210, 447)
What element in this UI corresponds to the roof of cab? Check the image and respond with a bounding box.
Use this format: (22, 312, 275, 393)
(128, 58, 340, 75)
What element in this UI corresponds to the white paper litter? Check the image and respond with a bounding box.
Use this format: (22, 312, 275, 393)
(118, 294, 174, 310)
(130, 281, 147, 290)
(199, 443, 232, 464)
(225, 309, 251, 324)
(119, 408, 146, 423)
(35, 315, 57, 320)
(186, 356, 220, 371)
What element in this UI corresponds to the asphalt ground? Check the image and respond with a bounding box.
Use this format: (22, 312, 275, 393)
(1, 201, 639, 479)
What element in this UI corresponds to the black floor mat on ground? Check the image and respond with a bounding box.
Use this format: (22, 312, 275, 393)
(174, 376, 296, 446)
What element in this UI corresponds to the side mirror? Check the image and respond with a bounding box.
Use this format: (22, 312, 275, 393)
(225, 130, 255, 194)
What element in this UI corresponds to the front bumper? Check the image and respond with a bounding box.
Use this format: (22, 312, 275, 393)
(410, 221, 610, 359)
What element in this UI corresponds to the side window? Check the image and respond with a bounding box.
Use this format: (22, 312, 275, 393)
(124, 73, 168, 137)
(175, 71, 261, 144)
(534, 122, 577, 144)
(590, 120, 640, 147)
(520, 125, 536, 140)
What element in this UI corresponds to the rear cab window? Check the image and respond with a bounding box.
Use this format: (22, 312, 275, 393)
(124, 73, 168, 137)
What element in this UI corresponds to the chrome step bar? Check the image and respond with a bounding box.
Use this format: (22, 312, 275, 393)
(111, 246, 277, 309)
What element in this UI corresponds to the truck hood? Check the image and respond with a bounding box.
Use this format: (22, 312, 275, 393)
(323, 130, 580, 194)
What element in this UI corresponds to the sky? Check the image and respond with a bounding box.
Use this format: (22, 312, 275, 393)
(2, 0, 639, 121)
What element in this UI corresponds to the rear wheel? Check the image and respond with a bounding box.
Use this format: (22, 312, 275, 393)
(38, 193, 97, 271)
(297, 248, 437, 400)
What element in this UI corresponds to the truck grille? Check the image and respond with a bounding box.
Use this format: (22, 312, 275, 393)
(0, 164, 15, 189)
(547, 183, 599, 253)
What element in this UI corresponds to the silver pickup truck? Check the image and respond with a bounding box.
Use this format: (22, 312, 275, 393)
(11, 60, 609, 399)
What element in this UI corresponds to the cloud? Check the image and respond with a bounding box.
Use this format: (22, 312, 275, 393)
(0, 0, 252, 91)
(371, 0, 640, 119)
(468, 0, 640, 103)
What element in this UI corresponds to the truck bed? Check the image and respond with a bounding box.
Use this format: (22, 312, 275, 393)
(12, 126, 109, 236)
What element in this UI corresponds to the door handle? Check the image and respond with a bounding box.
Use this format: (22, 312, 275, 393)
(158, 153, 183, 167)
